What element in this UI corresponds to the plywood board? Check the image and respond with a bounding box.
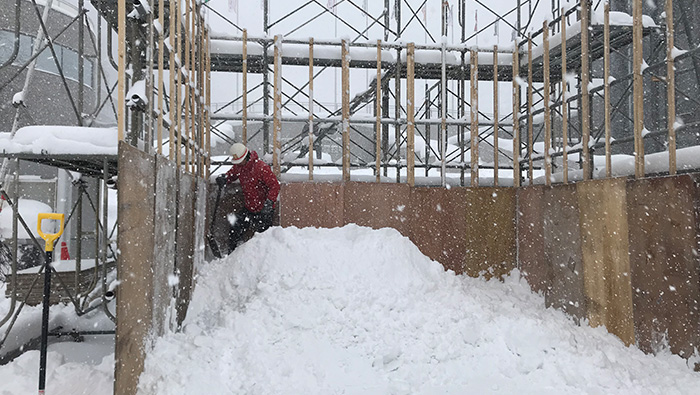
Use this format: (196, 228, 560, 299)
(463, 187, 517, 279)
(280, 182, 344, 228)
(578, 178, 635, 346)
(627, 175, 700, 356)
(344, 182, 410, 235)
(516, 186, 548, 294)
(544, 184, 586, 321)
(152, 156, 177, 337)
(407, 187, 469, 274)
(175, 173, 196, 327)
(115, 142, 156, 395)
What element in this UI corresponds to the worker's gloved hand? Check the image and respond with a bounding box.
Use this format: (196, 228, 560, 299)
(216, 175, 227, 188)
(261, 199, 275, 216)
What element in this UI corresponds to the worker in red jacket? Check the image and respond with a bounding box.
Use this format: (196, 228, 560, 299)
(216, 143, 280, 253)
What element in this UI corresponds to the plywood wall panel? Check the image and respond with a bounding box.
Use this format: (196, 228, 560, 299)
(175, 173, 196, 328)
(344, 182, 410, 235)
(627, 175, 700, 356)
(578, 178, 635, 346)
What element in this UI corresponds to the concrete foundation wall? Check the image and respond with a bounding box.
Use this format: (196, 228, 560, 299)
(279, 175, 700, 358)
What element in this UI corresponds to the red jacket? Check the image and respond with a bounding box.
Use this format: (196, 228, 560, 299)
(224, 151, 280, 213)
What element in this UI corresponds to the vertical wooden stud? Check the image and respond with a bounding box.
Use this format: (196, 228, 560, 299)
(493, 46, 499, 186)
(168, 0, 177, 160)
(527, 35, 534, 185)
(342, 39, 350, 182)
(581, 0, 591, 179)
(666, 0, 676, 175)
(604, 4, 612, 178)
(561, 8, 569, 184)
(308, 38, 314, 181)
(376, 40, 382, 183)
(242, 29, 248, 144)
(206, 28, 212, 179)
(470, 49, 479, 187)
(513, 48, 520, 187)
(407, 43, 415, 187)
(157, 0, 164, 155)
(273, 35, 282, 176)
(633, 0, 644, 178)
(117, 0, 126, 141)
(543, 21, 552, 186)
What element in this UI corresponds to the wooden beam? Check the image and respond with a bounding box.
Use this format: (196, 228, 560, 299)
(168, 0, 177, 161)
(376, 40, 382, 183)
(117, 0, 125, 141)
(470, 49, 479, 187)
(633, 0, 644, 178)
(206, 28, 211, 179)
(667, 0, 676, 175)
(493, 46, 499, 187)
(527, 35, 534, 185)
(308, 38, 314, 181)
(604, 4, 612, 178)
(581, 0, 591, 180)
(342, 39, 350, 182)
(512, 48, 520, 187)
(561, 8, 569, 184)
(175, 0, 181, 168)
(242, 29, 248, 145)
(407, 42, 415, 187)
(543, 22, 552, 186)
(183, 0, 191, 172)
(273, 35, 282, 176)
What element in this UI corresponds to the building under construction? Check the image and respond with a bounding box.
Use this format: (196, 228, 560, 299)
(2, 0, 700, 393)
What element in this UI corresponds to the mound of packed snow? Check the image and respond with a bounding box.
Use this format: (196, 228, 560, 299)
(138, 225, 699, 394)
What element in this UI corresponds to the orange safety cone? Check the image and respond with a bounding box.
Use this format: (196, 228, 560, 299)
(60, 242, 70, 260)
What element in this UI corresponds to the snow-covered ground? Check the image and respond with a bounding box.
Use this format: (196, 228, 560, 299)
(2, 225, 699, 394)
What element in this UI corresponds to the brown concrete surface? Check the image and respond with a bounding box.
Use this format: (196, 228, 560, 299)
(344, 182, 410, 234)
(115, 142, 156, 395)
(407, 187, 469, 274)
(280, 182, 344, 228)
(175, 173, 196, 328)
(516, 186, 548, 294)
(462, 187, 516, 279)
(627, 175, 700, 357)
(543, 184, 586, 322)
(578, 178, 635, 346)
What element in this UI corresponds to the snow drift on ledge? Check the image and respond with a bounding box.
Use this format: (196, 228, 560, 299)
(138, 225, 699, 395)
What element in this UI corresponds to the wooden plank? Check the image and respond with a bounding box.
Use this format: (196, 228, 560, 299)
(115, 142, 156, 395)
(463, 187, 516, 279)
(633, 0, 644, 177)
(561, 8, 569, 184)
(175, 172, 196, 327)
(577, 178, 635, 346)
(407, 43, 415, 187)
(168, 0, 177, 161)
(342, 40, 350, 182)
(493, 46, 499, 186)
(273, 35, 282, 176)
(527, 35, 534, 185)
(470, 50, 479, 186)
(516, 186, 547, 294)
(183, 0, 191, 173)
(581, 0, 591, 179)
(543, 22, 552, 186)
(604, 4, 612, 178)
(375, 40, 382, 183)
(308, 38, 314, 181)
(174, 0, 182, 168)
(627, 175, 700, 357)
(666, 0, 676, 175)
(156, 0, 165, 155)
(544, 184, 586, 321)
(205, 28, 211, 178)
(512, 48, 520, 187)
(242, 29, 248, 144)
(117, 0, 125, 141)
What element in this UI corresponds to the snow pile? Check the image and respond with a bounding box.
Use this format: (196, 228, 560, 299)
(0, 126, 118, 155)
(138, 225, 699, 394)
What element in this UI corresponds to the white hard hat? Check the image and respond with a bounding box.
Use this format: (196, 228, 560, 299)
(229, 143, 249, 164)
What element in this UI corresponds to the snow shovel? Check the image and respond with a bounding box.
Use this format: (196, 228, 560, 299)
(37, 212, 64, 395)
(207, 183, 224, 259)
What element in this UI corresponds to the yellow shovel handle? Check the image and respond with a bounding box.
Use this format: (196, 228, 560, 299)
(37, 213, 65, 252)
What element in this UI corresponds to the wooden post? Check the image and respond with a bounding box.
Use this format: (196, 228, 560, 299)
(117, 0, 125, 141)
(581, 0, 591, 179)
(407, 43, 415, 187)
(145, 0, 154, 153)
(156, 0, 164, 155)
(189, 0, 196, 172)
(512, 48, 520, 187)
(666, 0, 676, 175)
(561, 7, 569, 184)
(376, 40, 382, 183)
(527, 35, 534, 185)
(183, 0, 191, 172)
(543, 22, 552, 186)
(206, 28, 212, 179)
(604, 4, 612, 178)
(342, 39, 350, 182)
(633, 0, 644, 178)
(242, 29, 248, 144)
(175, 0, 182, 168)
(493, 46, 499, 186)
(308, 38, 314, 181)
(470, 49, 479, 187)
(168, 0, 177, 160)
(273, 35, 282, 176)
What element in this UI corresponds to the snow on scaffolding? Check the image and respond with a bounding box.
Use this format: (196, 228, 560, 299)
(0, 126, 118, 156)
